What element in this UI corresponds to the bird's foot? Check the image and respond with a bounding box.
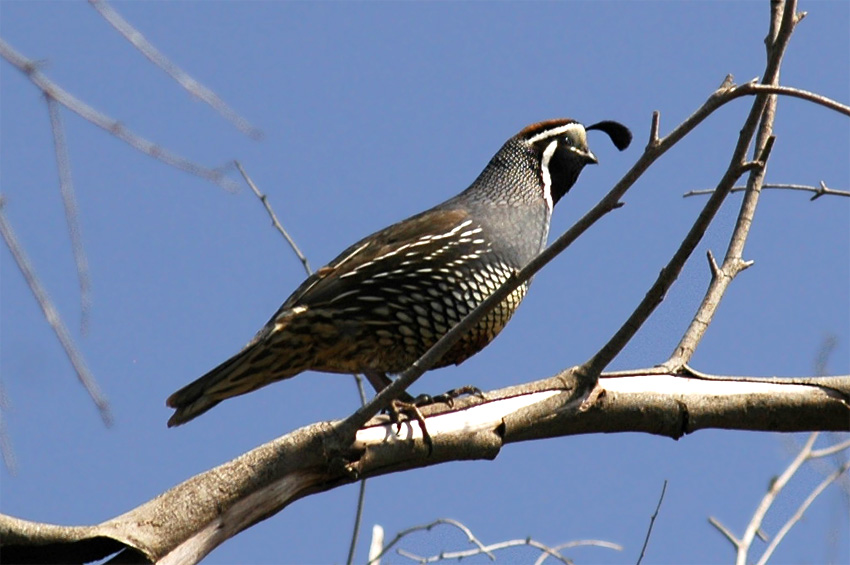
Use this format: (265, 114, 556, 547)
(411, 385, 485, 408)
(384, 386, 484, 455)
(387, 398, 433, 454)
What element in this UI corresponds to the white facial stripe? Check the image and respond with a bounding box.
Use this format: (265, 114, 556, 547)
(540, 139, 557, 213)
(527, 122, 585, 145)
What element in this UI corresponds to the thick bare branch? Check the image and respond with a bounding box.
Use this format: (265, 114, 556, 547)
(236, 162, 372, 564)
(1, 373, 846, 564)
(339, 64, 824, 441)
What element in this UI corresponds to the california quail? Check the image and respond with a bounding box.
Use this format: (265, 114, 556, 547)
(166, 118, 631, 426)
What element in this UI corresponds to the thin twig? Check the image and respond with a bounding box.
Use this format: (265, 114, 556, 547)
(46, 96, 91, 334)
(345, 478, 367, 565)
(810, 439, 850, 459)
(0, 381, 17, 473)
(368, 518, 494, 565)
(235, 162, 374, 564)
(534, 540, 624, 565)
(663, 0, 798, 372)
(0, 197, 112, 426)
(235, 161, 312, 275)
(708, 516, 741, 547)
(89, 0, 262, 140)
(636, 480, 667, 565)
(396, 537, 573, 565)
(756, 461, 850, 565)
(736, 432, 818, 565)
(711, 430, 850, 564)
(0, 38, 237, 191)
(744, 82, 850, 116)
(683, 182, 849, 198)
(346, 376, 369, 564)
(814, 335, 837, 377)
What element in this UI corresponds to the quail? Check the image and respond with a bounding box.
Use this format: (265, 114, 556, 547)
(166, 118, 631, 426)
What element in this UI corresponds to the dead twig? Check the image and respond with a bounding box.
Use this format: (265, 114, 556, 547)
(757, 460, 850, 565)
(0, 197, 112, 426)
(235, 162, 376, 565)
(235, 162, 312, 275)
(368, 518, 495, 565)
(663, 0, 798, 371)
(683, 181, 849, 199)
(46, 96, 91, 334)
(636, 480, 667, 565)
(0, 38, 237, 191)
(709, 432, 850, 565)
(89, 0, 262, 140)
(372, 518, 619, 565)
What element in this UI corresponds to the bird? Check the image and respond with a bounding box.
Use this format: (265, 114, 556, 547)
(166, 118, 631, 427)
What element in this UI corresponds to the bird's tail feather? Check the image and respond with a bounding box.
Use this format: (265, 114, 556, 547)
(166, 340, 295, 427)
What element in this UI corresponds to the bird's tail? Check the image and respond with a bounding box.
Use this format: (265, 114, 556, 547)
(166, 340, 296, 427)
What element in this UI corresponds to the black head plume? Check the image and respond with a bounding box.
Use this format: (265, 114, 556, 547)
(587, 121, 632, 151)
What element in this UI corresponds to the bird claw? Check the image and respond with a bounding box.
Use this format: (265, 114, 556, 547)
(425, 385, 484, 408)
(388, 399, 433, 454)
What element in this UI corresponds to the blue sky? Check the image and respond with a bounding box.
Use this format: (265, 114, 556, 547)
(1, 2, 848, 564)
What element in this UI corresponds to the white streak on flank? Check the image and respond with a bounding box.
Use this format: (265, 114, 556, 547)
(328, 289, 359, 303)
(540, 140, 557, 214)
(334, 241, 371, 272)
(431, 219, 473, 240)
(274, 305, 308, 331)
(526, 122, 584, 145)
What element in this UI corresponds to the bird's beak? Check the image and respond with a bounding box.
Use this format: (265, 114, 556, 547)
(583, 149, 598, 165)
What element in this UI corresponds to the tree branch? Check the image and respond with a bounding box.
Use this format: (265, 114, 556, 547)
(0, 198, 112, 427)
(636, 480, 667, 565)
(664, 0, 800, 371)
(46, 96, 91, 334)
(0, 38, 238, 190)
(683, 181, 849, 199)
(1, 372, 846, 564)
(708, 431, 850, 565)
(89, 0, 262, 139)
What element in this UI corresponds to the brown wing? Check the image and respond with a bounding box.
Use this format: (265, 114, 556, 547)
(274, 207, 473, 313)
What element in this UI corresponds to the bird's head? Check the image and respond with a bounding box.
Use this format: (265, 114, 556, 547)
(519, 118, 632, 207)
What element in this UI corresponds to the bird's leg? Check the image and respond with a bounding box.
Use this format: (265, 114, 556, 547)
(388, 398, 433, 453)
(362, 370, 416, 402)
(363, 370, 433, 453)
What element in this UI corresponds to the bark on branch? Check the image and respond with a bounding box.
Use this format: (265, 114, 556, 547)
(2, 372, 847, 564)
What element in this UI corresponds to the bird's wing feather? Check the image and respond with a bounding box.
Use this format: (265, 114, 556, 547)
(279, 206, 472, 310)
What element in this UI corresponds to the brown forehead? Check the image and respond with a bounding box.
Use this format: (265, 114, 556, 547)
(517, 118, 578, 139)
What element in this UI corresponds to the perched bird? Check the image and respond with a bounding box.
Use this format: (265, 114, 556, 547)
(167, 118, 631, 426)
